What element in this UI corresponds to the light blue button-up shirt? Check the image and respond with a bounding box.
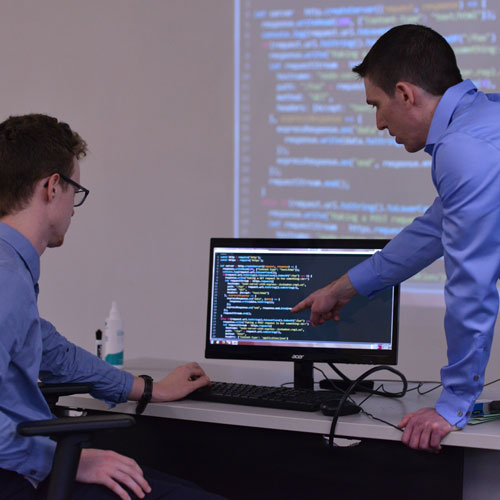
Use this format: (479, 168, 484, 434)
(348, 80, 500, 428)
(0, 222, 134, 481)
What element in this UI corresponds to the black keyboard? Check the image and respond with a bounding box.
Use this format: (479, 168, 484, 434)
(186, 381, 360, 415)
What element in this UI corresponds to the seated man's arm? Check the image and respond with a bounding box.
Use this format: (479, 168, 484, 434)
(39, 321, 209, 499)
(39, 320, 210, 403)
(127, 362, 210, 402)
(39, 319, 134, 405)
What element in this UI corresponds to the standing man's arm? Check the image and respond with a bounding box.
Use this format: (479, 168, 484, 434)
(292, 196, 444, 322)
(400, 136, 500, 452)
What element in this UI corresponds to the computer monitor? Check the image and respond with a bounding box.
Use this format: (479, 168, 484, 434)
(205, 238, 400, 388)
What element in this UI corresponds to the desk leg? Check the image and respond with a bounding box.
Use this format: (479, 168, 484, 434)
(463, 448, 500, 499)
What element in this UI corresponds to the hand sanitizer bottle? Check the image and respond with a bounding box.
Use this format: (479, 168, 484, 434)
(104, 301, 124, 368)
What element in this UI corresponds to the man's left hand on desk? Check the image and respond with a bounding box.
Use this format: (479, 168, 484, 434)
(398, 407, 456, 453)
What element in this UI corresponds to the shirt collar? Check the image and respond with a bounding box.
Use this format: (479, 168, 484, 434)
(425, 79, 477, 155)
(0, 222, 40, 286)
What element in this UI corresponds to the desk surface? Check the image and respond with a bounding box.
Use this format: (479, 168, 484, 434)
(59, 358, 500, 451)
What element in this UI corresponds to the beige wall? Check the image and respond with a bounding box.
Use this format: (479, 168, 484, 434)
(3, 0, 499, 385)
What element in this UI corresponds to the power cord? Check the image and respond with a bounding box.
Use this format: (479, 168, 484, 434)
(327, 365, 408, 447)
(314, 365, 357, 401)
(326, 362, 407, 398)
(415, 382, 442, 395)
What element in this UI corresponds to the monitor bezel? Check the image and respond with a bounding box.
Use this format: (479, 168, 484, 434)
(205, 238, 399, 366)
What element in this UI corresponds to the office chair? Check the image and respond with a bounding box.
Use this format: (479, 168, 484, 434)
(17, 383, 135, 500)
(39, 382, 94, 417)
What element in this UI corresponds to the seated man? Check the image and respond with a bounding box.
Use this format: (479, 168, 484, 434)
(0, 114, 224, 500)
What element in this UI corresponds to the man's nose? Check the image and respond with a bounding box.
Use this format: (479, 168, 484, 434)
(376, 115, 387, 130)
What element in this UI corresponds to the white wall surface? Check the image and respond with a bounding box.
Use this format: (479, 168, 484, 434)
(2, 0, 499, 385)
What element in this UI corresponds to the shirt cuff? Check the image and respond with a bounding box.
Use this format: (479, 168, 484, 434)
(99, 369, 135, 409)
(348, 258, 385, 297)
(435, 388, 475, 428)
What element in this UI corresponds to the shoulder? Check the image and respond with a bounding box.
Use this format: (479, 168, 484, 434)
(445, 92, 500, 146)
(434, 132, 494, 171)
(432, 134, 500, 206)
(0, 243, 36, 318)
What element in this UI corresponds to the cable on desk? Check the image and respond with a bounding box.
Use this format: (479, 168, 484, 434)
(357, 407, 403, 432)
(326, 362, 407, 398)
(484, 377, 500, 388)
(357, 383, 383, 407)
(328, 365, 408, 448)
(314, 366, 357, 401)
(416, 382, 442, 395)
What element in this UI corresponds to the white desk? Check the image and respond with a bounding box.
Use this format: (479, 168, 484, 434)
(60, 359, 500, 499)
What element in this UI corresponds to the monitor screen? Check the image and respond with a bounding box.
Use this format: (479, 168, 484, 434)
(205, 238, 399, 367)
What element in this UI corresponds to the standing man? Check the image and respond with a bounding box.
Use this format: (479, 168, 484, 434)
(292, 24, 500, 453)
(0, 114, 224, 499)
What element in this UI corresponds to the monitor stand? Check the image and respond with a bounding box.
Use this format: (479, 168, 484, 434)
(293, 361, 314, 390)
(293, 361, 375, 393)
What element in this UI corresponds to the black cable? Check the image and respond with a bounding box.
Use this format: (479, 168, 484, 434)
(328, 365, 408, 447)
(314, 366, 358, 406)
(417, 382, 442, 395)
(358, 407, 403, 431)
(326, 362, 406, 398)
(484, 377, 500, 387)
(314, 366, 355, 397)
(357, 384, 383, 407)
(326, 362, 352, 384)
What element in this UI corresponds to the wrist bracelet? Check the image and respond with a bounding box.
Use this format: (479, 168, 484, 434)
(136, 374, 153, 415)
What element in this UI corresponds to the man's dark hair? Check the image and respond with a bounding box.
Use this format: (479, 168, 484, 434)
(0, 114, 87, 217)
(352, 24, 462, 97)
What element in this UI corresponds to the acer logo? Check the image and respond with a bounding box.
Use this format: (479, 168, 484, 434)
(291, 354, 304, 360)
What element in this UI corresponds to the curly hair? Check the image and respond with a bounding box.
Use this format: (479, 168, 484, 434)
(0, 114, 87, 217)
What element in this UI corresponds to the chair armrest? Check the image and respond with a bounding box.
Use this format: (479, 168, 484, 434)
(38, 383, 95, 416)
(38, 383, 94, 398)
(18, 414, 135, 437)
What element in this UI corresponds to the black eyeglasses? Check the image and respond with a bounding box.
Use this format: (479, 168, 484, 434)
(44, 173, 90, 207)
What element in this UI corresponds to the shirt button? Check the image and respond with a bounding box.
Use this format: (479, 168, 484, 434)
(473, 376, 479, 381)
(457, 411, 463, 417)
(466, 412, 470, 417)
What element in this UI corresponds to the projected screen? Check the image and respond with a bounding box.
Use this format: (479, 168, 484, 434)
(234, 0, 499, 306)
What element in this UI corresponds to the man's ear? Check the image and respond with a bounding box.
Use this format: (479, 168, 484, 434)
(43, 173, 61, 203)
(394, 81, 417, 107)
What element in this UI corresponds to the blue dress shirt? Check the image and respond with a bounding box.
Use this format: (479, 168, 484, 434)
(0, 222, 134, 482)
(348, 80, 500, 428)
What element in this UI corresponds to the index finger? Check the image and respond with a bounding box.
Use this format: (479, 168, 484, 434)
(290, 297, 312, 314)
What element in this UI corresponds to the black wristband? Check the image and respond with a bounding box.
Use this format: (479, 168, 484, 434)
(136, 374, 153, 415)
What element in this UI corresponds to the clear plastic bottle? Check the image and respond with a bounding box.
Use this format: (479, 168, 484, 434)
(103, 301, 124, 368)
